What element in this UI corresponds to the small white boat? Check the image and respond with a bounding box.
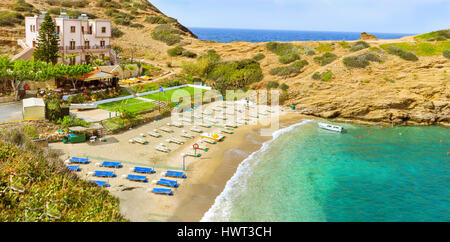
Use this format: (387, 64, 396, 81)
(318, 122, 344, 133)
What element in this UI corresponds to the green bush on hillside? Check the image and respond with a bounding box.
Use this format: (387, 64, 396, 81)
(386, 45, 419, 61)
(145, 16, 167, 24)
(111, 26, 123, 38)
(266, 42, 300, 64)
(338, 40, 350, 48)
(167, 46, 197, 58)
(130, 23, 144, 28)
(182, 50, 263, 94)
(313, 52, 338, 66)
(415, 29, 450, 41)
(315, 43, 333, 53)
(312, 70, 333, 81)
(0, 127, 126, 222)
(343, 52, 381, 68)
(269, 60, 309, 76)
(266, 81, 279, 89)
(350, 41, 370, 52)
(280, 83, 289, 91)
(0, 11, 23, 27)
(443, 50, 450, 59)
(253, 53, 265, 61)
(9, 0, 36, 12)
(152, 24, 183, 46)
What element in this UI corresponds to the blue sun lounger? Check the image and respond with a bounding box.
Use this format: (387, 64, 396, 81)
(100, 161, 123, 168)
(157, 179, 179, 188)
(152, 188, 174, 196)
(165, 170, 187, 179)
(66, 165, 81, 172)
(69, 157, 89, 164)
(133, 167, 156, 174)
(93, 171, 116, 178)
(125, 174, 148, 183)
(89, 180, 110, 187)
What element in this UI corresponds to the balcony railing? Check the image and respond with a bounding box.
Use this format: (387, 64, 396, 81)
(59, 45, 111, 51)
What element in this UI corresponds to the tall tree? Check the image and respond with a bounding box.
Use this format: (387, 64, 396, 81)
(33, 13, 60, 64)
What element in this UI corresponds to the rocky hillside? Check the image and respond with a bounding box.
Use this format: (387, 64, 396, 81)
(0, 0, 197, 57)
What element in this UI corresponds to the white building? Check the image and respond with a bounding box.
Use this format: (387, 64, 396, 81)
(16, 12, 114, 65)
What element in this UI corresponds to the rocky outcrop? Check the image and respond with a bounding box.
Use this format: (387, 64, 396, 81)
(361, 32, 377, 40)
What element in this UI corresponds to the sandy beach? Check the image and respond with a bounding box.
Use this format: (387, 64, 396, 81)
(50, 101, 310, 221)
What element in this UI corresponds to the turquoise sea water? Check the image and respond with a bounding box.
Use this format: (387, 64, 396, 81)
(202, 120, 450, 222)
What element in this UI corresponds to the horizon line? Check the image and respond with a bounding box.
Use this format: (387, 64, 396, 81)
(187, 26, 418, 35)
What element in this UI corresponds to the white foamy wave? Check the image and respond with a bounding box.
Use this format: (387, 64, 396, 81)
(200, 119, 314, 222)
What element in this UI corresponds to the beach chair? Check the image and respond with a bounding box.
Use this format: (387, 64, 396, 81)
(167, 122, 183, 128)
(180, 117, 192, 123)
(215, 115, 227, 120)
(159, 127, 174, 133)
(140, 133, 146, 137)
(131, 166, 156, 174)
(65, 157, 89, 164)
(198, 123, 211, 128)
(66, 165, 81, 172)
(192, 143, 208, 151)
(180, 131, 194, 139)
(165, 170, 187, 179)
(225, 124, 238, 128)
(89, 180, 110, 187)
(190, 126, 203, 133)
(185, 151, 201, 157)
(167, 137, 184, 145)
(133, 138, 148, 145)
(123, 174, 148, 183)
(97, 161, 123, 168)
(155, 143, 170, 153)
(200, 138, 216, 144)
(156, 179, 179, 188)
(147, 130, 162, 138)
(221, 129, 234, 134)
(89, 171, 116, 178)
(150, 188, 174, 196)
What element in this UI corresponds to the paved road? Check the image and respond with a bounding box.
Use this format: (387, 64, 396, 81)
(0, 101, 23, 123)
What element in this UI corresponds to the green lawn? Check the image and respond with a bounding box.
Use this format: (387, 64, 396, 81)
(98, 98, 156, 113)
(141, 87, 206, 102)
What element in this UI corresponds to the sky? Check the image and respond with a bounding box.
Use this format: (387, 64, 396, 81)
(150, 0, 450, 34)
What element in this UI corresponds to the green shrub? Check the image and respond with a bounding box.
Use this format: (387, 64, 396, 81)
(312, 70, 333, 81)
(338, 40, 350, 48)
(415, 29, 450, 41)
(315, 43, 333, 53)
(267, 42, 300, 64)
(269, 60, 309, 76)
(167, 46, 197, 58)
(386, 45, 419, 61)
(350, 41, 370, 52)
(9, 0, 35, 12)
(130, 23, 144, 28)
(280, 83, 289, 91)
(253, 53, 265, 61)
(313, 52, 338, 66)
(152, 24, 183, 46)
(266, 81, 279, 89)
(443, 50, 450, 59)
(343, 52, 381, 68)
(145, 16, 167, 24)
(105, 8, 118, 16)
(0, 11, 23, 26)
(111, 26, 123, 38)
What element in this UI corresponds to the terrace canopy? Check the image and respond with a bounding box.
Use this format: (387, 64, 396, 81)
(56, 69, 119, 91)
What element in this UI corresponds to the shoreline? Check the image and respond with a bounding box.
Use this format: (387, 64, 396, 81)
(168, 112, 309, 221)
(49, 101, 308, 222)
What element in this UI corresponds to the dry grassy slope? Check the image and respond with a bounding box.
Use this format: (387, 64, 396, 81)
(0, 0, 198, 57)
